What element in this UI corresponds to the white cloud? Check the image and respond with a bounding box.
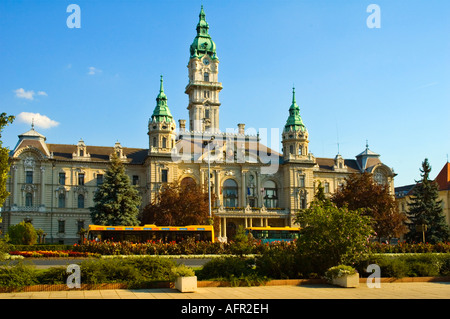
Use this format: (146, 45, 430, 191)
(14, 88, 48, 100)
(14, 88, 35, 100)
(88, 66, 102, 75)
(17, 112, 60, 129)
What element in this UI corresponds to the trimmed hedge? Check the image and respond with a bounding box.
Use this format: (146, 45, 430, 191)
(0, 257, 188, 291)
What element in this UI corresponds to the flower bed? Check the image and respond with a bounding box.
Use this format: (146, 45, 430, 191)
(9, 250, 98, 258)
(369, 241, 450, 254)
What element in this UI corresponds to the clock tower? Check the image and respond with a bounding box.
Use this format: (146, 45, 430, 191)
(185, 6, 223, 133)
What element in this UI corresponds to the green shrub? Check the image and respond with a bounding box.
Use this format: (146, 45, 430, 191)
(295, 202, 374, 275)
(170, 264, 195, 281)
(36, 267, 67, 285)
(324, 265, 357, 281)
(439, 255, 450, 276)
(403, 254, 441, 277)
(255, 243, 299, 279)
(0, 262, 37, 289)
(372, 256, 409, 279)
(125, 257, 177, 281)
(196, 257, 255, 281)
(7, 222, 38, 245)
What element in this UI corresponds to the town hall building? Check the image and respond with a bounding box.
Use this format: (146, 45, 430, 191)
(2, 7, 396, 244)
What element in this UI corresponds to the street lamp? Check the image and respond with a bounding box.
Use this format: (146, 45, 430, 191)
(203, 136, 215, 223)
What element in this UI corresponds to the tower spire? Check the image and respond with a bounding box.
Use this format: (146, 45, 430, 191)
(190, 5, 217, 59)
(284, 87, 305, 133)
(151, 75, 172, 123)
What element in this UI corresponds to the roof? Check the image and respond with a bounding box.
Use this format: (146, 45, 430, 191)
(315, 157, 360, 173)
(435, 162, 450, 191)
(47, 144, 148, 164)
(394, 184, 416, 198)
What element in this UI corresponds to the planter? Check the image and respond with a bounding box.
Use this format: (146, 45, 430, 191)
(332, 273, 359, 288)
(174, 276, 197, 293)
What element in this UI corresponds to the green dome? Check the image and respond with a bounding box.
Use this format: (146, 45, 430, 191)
(190, 6, 217, 59)
(151, 75, 174, 123)
(284, 87, 306, 132)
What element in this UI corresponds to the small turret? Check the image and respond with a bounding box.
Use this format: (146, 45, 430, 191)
(282, 87, 310, 161)
(148, 76, 177, 154)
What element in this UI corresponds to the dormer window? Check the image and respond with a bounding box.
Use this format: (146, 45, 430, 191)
(74, 139, 90, 159)
(113, 141, 127, 160)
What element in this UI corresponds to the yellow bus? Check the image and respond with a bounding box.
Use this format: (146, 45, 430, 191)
(87, 224, 215, 243)
(245, 226, 300, 243)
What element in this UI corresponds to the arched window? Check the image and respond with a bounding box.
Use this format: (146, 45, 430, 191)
(25, 193, 33, 207)
(204, 72, 209, 82)
(181, 177, 196, 188)
(78, 194, 85, 209)
(162, 137, 167, 148)
(223, 179, 238, 208)
(58, 193, 65, 208)
(263, 180, 278, 208)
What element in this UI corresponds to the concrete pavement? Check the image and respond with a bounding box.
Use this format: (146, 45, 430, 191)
(1, 282, 450, 299)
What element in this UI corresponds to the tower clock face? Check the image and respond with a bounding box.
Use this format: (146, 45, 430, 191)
(203, 58, 210, 65)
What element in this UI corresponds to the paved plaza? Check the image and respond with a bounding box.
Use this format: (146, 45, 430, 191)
(1, 282, 449, 299)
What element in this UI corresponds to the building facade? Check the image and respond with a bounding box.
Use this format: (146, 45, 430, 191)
(2, 7, 396, 244)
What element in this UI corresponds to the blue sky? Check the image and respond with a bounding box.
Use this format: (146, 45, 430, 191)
(1, 0, 449, 187)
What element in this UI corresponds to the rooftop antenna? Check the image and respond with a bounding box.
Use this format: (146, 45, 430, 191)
(335, 116, 340, 155)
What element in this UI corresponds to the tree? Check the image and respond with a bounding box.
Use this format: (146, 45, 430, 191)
(140, 181, 219, 228)
(0, 113, 15, 206)
(404, 159, 450, 244)
(313, 181, 331, 207)
(90, 152, 141, 226)
(295, 202, 374, 275)
(331, 172, 407, 240)
(7, 221, 38, 245)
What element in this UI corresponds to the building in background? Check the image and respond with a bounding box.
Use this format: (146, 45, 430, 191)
(2, 7, 395, 243)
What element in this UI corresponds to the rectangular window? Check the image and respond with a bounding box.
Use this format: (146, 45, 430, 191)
(78, 173, 85, 186)
(58, 220, 65, 233)
(299, 175, 305, 188)
(324, 182, 330, 194)
(161, 169, 168, 183)
(59, 172, 66, 185)
(132, 175, 139, 186)
(77, 220, 85, 233)
(97, 174, 103, 186)
(26, 171, 33, 184)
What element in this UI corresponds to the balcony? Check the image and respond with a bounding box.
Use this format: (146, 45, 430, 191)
(11, 205, 46, 212)
(214, 205, 288, 218)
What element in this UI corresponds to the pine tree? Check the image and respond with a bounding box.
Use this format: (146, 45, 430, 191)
(313, 181, 331, 207)
(90, 152, 141, 226)
(405, 158, 450, 243)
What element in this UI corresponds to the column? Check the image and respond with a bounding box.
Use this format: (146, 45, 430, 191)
(241, 170, 246, 207)
(40, 166, 46, 208)
(12, 165, 18, 206)
(223, 217, 227, 238)
(214, 170, 220, 206)
(256, 171, 262, 207)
